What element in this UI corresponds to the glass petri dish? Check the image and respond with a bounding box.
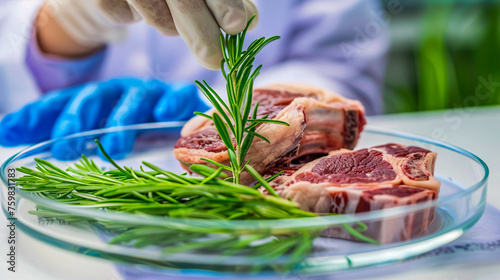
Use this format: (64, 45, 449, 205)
(0, 122, 489, 276)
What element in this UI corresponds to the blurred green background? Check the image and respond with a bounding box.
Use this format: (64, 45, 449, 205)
(382, 0, 500, 113)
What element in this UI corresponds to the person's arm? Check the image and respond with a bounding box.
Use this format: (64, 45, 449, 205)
(0, 0, 110, 94)
(256, 0, 389, 115)
(26, 0, 260, 92)
(0, 0, 85, 113)
(24, 1, 121, 92)
(26, 3, 108, 92)
(35, 3, 102, 59)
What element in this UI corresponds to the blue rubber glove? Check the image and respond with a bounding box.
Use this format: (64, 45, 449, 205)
(0, 78, 210, 159)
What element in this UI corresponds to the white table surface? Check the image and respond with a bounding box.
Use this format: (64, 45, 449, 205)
(1, 106, 499, 280)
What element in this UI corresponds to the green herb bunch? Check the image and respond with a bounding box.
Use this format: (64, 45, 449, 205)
(195, 15, 287, 188)
(14, 140, 377, 272)
(17, 141, 316, 220)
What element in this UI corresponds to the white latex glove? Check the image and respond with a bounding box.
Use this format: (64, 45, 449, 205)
(45, 0, 258, 69)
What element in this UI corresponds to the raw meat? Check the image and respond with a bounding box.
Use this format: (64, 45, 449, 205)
(175, 103, 306, 180)
(267, 143, 440, 244)
(252, 84, 366, 162)
(174, 83, 366, 178)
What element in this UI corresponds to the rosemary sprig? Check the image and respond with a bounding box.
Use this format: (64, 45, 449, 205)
(195, 15, 287, 189)
(14, 140, 378, 272)
(17, 140, 317, 220)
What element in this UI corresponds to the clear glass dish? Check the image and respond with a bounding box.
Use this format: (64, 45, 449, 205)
(0, 122, 489, 277)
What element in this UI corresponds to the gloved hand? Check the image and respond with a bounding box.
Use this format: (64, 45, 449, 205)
(0, 78, 210, 158)
(45, 0, 258, 69)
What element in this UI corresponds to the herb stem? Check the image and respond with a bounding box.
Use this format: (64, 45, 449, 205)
(194, 15, 284, 185)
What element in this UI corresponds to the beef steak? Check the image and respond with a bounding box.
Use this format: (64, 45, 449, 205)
(267, 143, 440, 244)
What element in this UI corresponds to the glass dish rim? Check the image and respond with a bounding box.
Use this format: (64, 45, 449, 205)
(0, 122, 490, 230)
